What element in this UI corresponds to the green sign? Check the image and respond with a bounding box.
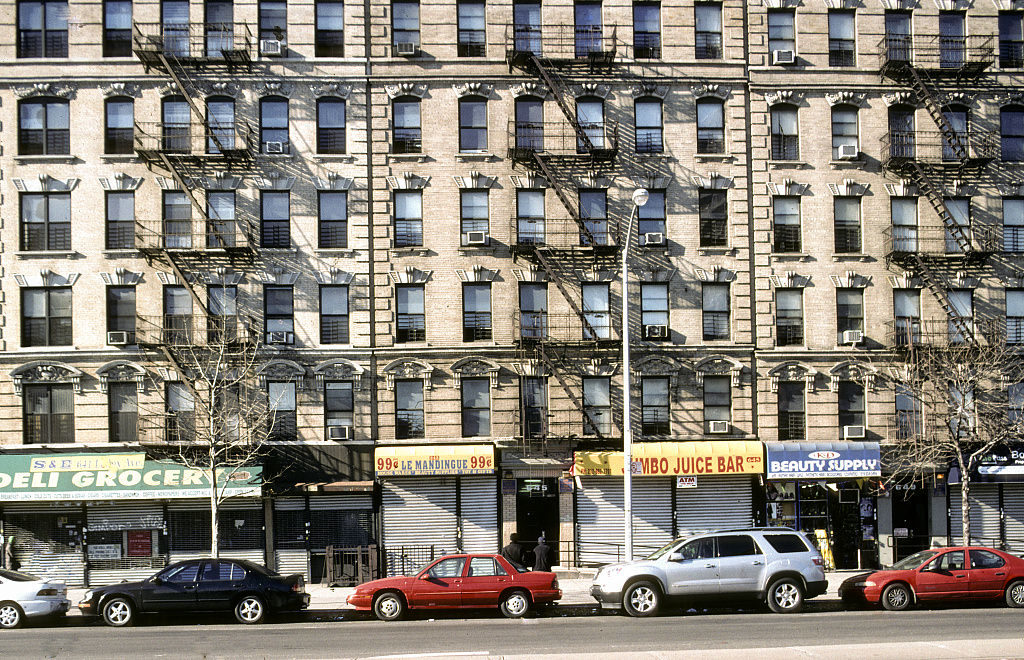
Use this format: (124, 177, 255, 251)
(0, 453, 262, 501)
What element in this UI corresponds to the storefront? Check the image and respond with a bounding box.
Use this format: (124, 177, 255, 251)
(949, 444, 1024, 552)
(764, 441, 880, 570)
(0, 453, 261, 586)
(573, 441, 764, 564)
(375, 445, 497, 575)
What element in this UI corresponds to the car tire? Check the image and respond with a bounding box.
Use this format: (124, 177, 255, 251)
(766, 577, 804, 614)
(102, 597, 135, 627)
(0, 602, 24, 629)
(500, 590, 531, 619)
(881, 583, 912, 611)
(1005, 580, 1024, 608)
(373, 591, 405, 622)
(234, 595, 266, 624)
(622, 580, 660, 617)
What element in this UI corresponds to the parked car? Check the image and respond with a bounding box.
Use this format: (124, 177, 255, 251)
(78, 558, 309, 626)
(839, 546, 1024, 610)
(348, 553, 561, 621)
(590, 527, 828, 616)
(0, 569, 70, 629)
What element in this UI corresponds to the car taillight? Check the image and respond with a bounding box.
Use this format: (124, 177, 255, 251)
(36, 588, 59, 597)
(812, 557, 823, 566)
(292, 577, 304, 593)
(552, 578, 559, 590)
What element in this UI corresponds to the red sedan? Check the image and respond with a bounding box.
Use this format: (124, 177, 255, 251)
(839, 546, 1024, 611)
(348, 554, 561, 621)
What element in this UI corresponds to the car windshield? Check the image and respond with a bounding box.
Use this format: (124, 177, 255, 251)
(646, 538, 684, 560)
(0, 569, 42, 582)
(890, 550, 940, 570)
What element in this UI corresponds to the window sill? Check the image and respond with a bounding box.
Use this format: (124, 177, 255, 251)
(391, 246, 431, 257)
(829, 158, 866, 168)
(636, 152, 672, 159)
(388, 154, 428, 163)
(313, 154, 355, 163)
(315, 248, 358, 257)
(13, 154, 79, 164)
(258, 153, 296, 161)
(260, 247, 299, 254)
(695, 154, 733, 162)
(768, 160, 809, 169)
(15, 250, 78, 259)
(458, 245, 498, 256)
(455, 152, 498, 162)
(102, 249, 142, 258)
(770, 252, 812, 262)
(832, 253, 873, 262)
(697, 247, 734, 256)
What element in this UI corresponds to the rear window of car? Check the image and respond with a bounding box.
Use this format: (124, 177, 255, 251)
(717, 535, 761, 557)
(762, 533, 811, 553)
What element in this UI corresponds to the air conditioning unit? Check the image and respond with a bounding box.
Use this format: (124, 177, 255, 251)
(772, 49, 796, 65)
(838, 144, 859, 159)
(327, 425, 353, 441)
(842, 329, 864, 345)
(644, 324, 668, 339)
(708, 420, 730, 434)
(464, 231, 488, 245)
(642, 232, 665, 246)
(267, 331, 292, 344)
(264, 141, 285, 154)
(394, 42, 419, 56)
(843, 425, 866, 439)
(260, 39, 283, 56)
(107, 331, 130, 345)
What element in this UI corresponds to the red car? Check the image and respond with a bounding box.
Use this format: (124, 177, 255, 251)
(839, 546, 1024, 611)
(347, 553, 561, 621)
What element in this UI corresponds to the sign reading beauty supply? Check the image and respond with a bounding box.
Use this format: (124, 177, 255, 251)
(765, 441, 881, 479)
(0, 453, 262, 501)
(375, 445, 495, 476)
(575, 441, 764, 477)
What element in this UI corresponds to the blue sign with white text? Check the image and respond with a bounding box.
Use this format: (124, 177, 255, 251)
(765, 442, 881, 479)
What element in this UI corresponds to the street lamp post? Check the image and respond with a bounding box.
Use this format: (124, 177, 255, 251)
(622, 187, 649, 562)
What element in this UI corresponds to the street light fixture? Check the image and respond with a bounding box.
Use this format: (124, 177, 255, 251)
(622, 187, 648, 561)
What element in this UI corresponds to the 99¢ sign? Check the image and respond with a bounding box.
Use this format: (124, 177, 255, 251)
(375, 449, 495, 476)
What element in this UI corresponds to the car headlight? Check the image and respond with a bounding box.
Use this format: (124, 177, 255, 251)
(82, 590, 94, 601)
(853, 580, 875, 588)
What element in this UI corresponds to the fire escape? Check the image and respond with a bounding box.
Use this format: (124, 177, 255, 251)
(879, 33, 998, 350)
(505, 24, 621, 451)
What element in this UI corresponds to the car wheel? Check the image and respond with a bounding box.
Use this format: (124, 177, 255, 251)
(766, 578, 804, 614)
(1005, 580, 1024, 608)
(102, 597, 135, 627)
(234, 595, 266, 624)
(373, 591, 405, 622)
(881, 583, 912, 611)
(500, 590, 531, 619)
(0, 603, 24, 629)
(622, 580, 660, 617)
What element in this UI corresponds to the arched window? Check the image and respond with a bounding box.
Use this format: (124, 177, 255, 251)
(260, 95, 289, 154)
(1001, 104, 1024, 161)
(206, 95, 236, 153)
(317, 97, 346, 154)
(19, 96, 69, 155)
(696, 98, 725, 154)
(634, 96, 663, 153)
(104, 96, 134, 154)
(831, 104, 858, 159)
(392, 95, 421, 153)
(770, 104, 798, 160)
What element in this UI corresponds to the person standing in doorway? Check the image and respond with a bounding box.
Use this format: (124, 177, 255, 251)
(533, 535, 552, 572)
(500, 532, 525, 567)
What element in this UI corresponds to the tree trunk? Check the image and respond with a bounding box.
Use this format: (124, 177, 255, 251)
(961, 477, 971, 546)
(210, 444, 220, 558)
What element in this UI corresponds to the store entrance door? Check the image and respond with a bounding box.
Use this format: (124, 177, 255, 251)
(515, 478, 559, 564)
(891, 487, 931, 561)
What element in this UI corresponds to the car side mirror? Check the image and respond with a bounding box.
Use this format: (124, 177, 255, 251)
(668, 552, 685, 562)
(151, 576, 163, 585)
(418, 573, 431, 580)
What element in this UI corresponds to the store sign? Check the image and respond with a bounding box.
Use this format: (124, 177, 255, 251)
(126, 530, 153, 557)
(375, 445, 495, 476)
(87, 544, 122, 560)
(574, 441, 764, 477)
(0, 453, 262, 501)
(765, 442, 881, 479)
(676, 476, 697, 489)
(974, 445, 1024, 482)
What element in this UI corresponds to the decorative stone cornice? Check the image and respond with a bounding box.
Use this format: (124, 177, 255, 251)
(766, 179, 808, 196)
(389, 267, 431, 284)
(509, 82, 548, 99)
(13, 176, 79, 192)
(385, 83, 426, 99)
(690, 84, 729, 101)
(573, 83, 611, 99)
(313, 359, 366, 389)
(450, 357, 501, 389)
(258, 270, 299, 285)
(830, 271, 869, 288)
(253, 172, 296, 190)
(888, 274, 922, 289)
(11, 362, 84, 396)
(574, 171, 611, 189)
(582, 359, 617, 377)
(695, 266, 736, 282)
(381, 359, 434, 391)
(197, 269, 243, 286)
(575, 268, 616, 282)
(512, 360, 546, 377)
(829, 361, 879, 393)
(14, 271, 80, 287)
(156, 176, 194, 190)
(941, 91, 976, 107)
(828, 179, 868, 196)
(632, 173, 672, 190)
(258, 360, 307, 388)
(257, 81, 292, 97)
(509, 173, 547, 189)
(311, 82, 352, 99)
(633, 84, 669, 99)
(764, 90, 799, 106)
(14, 82, 74, 98)
(453, 172, 494, 188)
(511, 266, 547, 282)
(98, 173, 143, 191)
(99, 269, 143, 286)
(313, 173, 354, 191)
(691, 172, 731, 189)
(884, 180, 918, 196)
(636, 267, 677, 283)
(694, 356, 744, 388)
(883, 91, 917, 107)
(196, 173, 244, 190)
(453, 82, 493, 98)
(825, 91, 865, 107)
(764, 0, 801, 7)
(200, 81, 241, 97)
(314, 269, 355, 285)
(96, 361, 147, 394)
(769, 271, 810, 288)
(102, 82, 141, 98)
(456, 266, 498, 282)
(633, 355, 685, 401)
(767, 362, 818, 393)
(880, 0, 919, 9)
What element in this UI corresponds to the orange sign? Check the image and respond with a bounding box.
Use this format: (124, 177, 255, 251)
(574, 441, 764, 477)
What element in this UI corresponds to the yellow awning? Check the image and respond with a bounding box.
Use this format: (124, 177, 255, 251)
(574, 441, 764, 477)
(375, 445, 495, 476)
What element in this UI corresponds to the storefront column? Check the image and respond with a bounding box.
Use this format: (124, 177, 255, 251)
(929, 490, 949, 546)
(263, 498, 275, 571)
(876, 496, 894, 567)
(558, 480, 573, 568)
(501, 476, 516, 547)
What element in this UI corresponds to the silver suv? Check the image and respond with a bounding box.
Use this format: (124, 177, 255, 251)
(590, 527, 827, 616)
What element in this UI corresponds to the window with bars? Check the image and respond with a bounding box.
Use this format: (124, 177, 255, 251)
(24, 384, 74, 444)
(1002, 105, 1024, 162)
(396, 380, 424, 439)
(394, 190, 423, 247)
(699, 189, 727, 247)
(828, 10, 855, 66)
(633, 1, 661, 59)
(891, 196, 918, 252)
(635, 98, 663, 153)
(268, 381, 297, 441)
(317, 97, 346, 154)
(513, 1, 541, 55)
(1000, 12, 1024, 68)
(694, 2, 721, 59)
(579, 189, 608, 247)
(261, 191, 290, 248)
(516, 189, 545, 245)
(702, 283, 729, 341)
(522, 377, 547, 438)
(320, 285, 349, 344)
(207, 191, 236, 249)
(103, 0, 132, 56)
(895, 384, 922, 440)
(583, 377, 611, 435)
(315, 0, 344, 56)
(22, 287, 71, 347)
(457, 0, 485, 56)
(834, 196, 862, 253)
(18, 0, 68, 57)
(770, 105, 799, 160)
(885, 11, 911, 62)
(319, 191, 348, 248)
(108, 381, 137, 443)
(944, 197, 971, 253)
(107, 286, 136, 343)
(641, 377, 670, 435)
(1004, 197, 1024, 252)
(463, 283, 492, 341)
(696, 99, 725, 154)
(703, 375, 731, 433)
(397, 285, 425, 342)
(893, 288, 921, 348)
(462, 377, 490, 437)
(106, 191, 135, 250)
(773, 196, 800, 252)
(836, 288, 863, 344)
(776, 289, 803, 346)
(21, 192, 70, 252)
(1007, 288, 1024, 345)
(19, 97, 69, 155)
(778, 381, 805, 441)
(105, 97, 134, 155)
(519, 283, 547, 339)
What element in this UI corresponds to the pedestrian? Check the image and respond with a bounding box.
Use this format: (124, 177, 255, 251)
(500, 532, 524, 567)
(533, 535, 552, 572)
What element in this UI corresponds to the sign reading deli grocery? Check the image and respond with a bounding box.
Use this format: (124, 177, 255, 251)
(0, 453, 262, 501)
(575, 441, 764, 477)
(375, 445, 495, 476)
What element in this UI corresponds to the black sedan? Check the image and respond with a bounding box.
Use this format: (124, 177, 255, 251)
(78, 559, 309, 626)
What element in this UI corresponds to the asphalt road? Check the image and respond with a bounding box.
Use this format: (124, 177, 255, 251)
(4, 605, 1023, 659)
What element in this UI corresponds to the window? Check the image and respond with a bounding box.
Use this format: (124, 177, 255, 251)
(1008, 289, 1024, 345)
(640, 283, 669, 340)
(575, 1, 603, 58)
(428, 557, 465, 578)
(394, 190, 423, 247)
(24, 384, 74, 444)
(105, 191, 135, 250)
(103, 0, 132, 56)
(205, 0, 234, 57)
(104, 97, 134, 155)
(268, 381, 297, 441)
(516, 189, 545, 245)
(513, 1, 541, 55)
(836, 288, 863, 344)
(515, 96, 543, 151)
(522, 377, 547, 437)
(205, 191, 236, 249)
(165, 382, 194, 442)
(107, 286, 136, 343)
(163, 285, 193, 344)
(458, 0, 485, 56)
(264, 285, 294, 345)
(885, 11, 911, 63)
(702, 283, 729, 341)
(1001, 105, 1024, 161)
(776, 289, 803, 346)
(468, 557, 505, 577)
(317, 98, 346, 154)
(462, 378, 490, 437)
(828, 10, 855, 66)
(838, 380, 865, 436)
(634, 1, 661, 59)
(320, 285, 349, 344)
(22, 287, 71, 347)
(895, 384, 922, 439)
(893, 288, 921, 347)
(718, 535, 759, 557)
(162, 0, 190, 57)
(19, 98, 69, 155)
(831, 105, 858, 159)
(582, 283, 610, 339)
(463, 283, 492, 341)
(942, 105, 969, 161)
(1000, 12, 1024, 68)
(162, 190, 191, 248)
(18, 0, 68, 57)
(696, 98, 725, 154)
(888, 105, 915, 158)
(1008, 382, 1024, 425)
(393, 97, 421, 153)
(576, 97, 605, 152)
(395, 380, 424, 438)
(315, 0, 344, 56)
(703, 375, 730, 433)
(762, 533, 810, 553)
(834, 196, 862, 253)
(770, 105, 798, 160)
(773, 196, 800, 252)
(768, 10, 795, 56)
(778, 381, 805, 441)
(641, 377, 669, 435)
(459, 96, 487, 152)
(891, 196, 918, 252)
(318, 191, 348, 248)
(259, 0, 287, 44)
(325, 381, 353, 436)
(939, 11, 966, 69)
(206, 96, 235, 153)
(396, 285, 425, 342)
(519, 283, 547, 339)
(634, 98, 663, 153)
(637, 189, 666, 237)
(579, 189, 607, 246)
(260, 191, 290, 248)
(699, 189, 727, 247)
(207, 284, 237, 343)
(162, 95, 190, 153)
(108, 382, 137, 443)
(944, 197, 970, 253)
(583, 377, 611, 435)
(948, 289, 973, 344)
(694, 2, 721, 59)
(949, 384, 975, 438)
(21, 192, 70, 252)
(393, 0, 420, 49)
(1005, 197, 1024, 252)
(260, 96, 289, 154)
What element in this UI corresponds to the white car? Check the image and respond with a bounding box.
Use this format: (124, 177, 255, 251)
(0, 569, 70, 628)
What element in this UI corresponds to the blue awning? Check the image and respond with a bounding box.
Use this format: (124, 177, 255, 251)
(765, 441, 881, 479)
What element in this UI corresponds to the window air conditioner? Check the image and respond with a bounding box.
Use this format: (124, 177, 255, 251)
(708, 420, 731, 434)
(394, 42, 419, 56)
(843, 425, 866, 439)
(644, 324, 668, 339)
(464, 231, 489, 245)
(642, 232, 665, 246)
(842, 329, 864, 345)
(107, 331, 130, 345)
(260, 39, 283, 56)
(264, 141, 285, 154)
(327, 425, 354, 440)
(772, 49, 796, 65)
(837, 144, 859, 159)
(267, 331, 292, 344)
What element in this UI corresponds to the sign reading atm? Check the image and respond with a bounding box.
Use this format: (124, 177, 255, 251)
(765, 441, 881, 479)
